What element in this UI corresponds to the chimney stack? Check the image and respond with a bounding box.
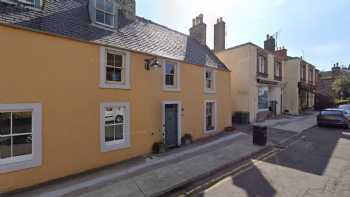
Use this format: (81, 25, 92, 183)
(275, 47, 288, 60)
(214, 17, 226, 52)
(264, 34, 276, 52)
(120, 0, 136, 22)
(189, 14, 207, 45)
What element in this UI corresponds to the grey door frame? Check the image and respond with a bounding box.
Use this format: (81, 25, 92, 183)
(162, 101, 182, 146)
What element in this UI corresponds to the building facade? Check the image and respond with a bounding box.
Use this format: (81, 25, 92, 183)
(0, 0, 232, 192)
(283, 57, 317, 114)
(216, 36, 285, 123)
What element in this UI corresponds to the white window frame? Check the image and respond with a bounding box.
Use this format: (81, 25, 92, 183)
(163, 60, 181, 91)
(204, 100, 217, 134)
(204, 68, 216, 94)
(100, 102, 130, 152)
(100, 47, 131, 89)
(0, 103, 42, 173)
(258, 86, 269, 112)
(95, 0, 115, 28)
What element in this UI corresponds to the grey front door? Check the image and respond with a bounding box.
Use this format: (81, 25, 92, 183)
(164, 104, 178, 147)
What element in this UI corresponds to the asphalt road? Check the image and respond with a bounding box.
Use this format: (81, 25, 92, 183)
(195, 126, 350, 197)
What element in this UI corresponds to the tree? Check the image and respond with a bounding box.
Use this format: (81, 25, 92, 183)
(332, 76, 350, 99)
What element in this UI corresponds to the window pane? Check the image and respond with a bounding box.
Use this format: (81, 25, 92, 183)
(114, 125, 123, 140)
(96, 10, 105, 24)
(96, 0, 104, 10)
(114, 54, 123, 68)
(166, 63, 175, 75)
(258, 87, 269, 109)
(107, 53, 114, 66)
(105, 14, 114, 26)
(0, 137, 11, 159)
(12, 112, 32, 134)
(104, 106, 125, 142)
(166, 75, 174, 86)
(105, 0, 114, 13)
(0, 112, 11, 135)
(206, 79, 212, 89)
(13, 135, 32, 157)
(106, 67, 122, 82)
(105, 125, 114, 142)
(206, 116, 213, 130)
(115, 115, 124, 124)
(206, 71, 211, 79)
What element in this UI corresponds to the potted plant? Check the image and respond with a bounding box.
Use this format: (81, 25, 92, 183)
(152, 142, 168, 154)
(181, 134, 193, 146)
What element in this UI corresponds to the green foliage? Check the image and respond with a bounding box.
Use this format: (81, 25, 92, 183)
(336, 99, 350, 106)
(332, 76, 350, 99)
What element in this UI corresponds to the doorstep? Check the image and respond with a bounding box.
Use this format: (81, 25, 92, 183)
(4, 131, 266, 197)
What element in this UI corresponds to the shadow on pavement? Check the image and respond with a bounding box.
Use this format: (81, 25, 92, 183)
(261, 126, 350, 176)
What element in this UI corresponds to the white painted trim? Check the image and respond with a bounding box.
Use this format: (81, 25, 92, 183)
(204, 67, 216, 94)
(99, 47, 131, 89)
(163, 60, 181, 92)
(162, 101, 182, 146)
(204, 100, 217, 134)
(0, 103, 42, 173)
(100, 102, 131, 152)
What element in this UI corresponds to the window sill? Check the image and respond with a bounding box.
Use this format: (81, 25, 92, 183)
(91, 23, 117, 32)
(257, 73, 268, 78)
(101, 140, 131, 152)
(258, 109, 269, 112)
(100, 82, 131, 90)
(204, 129, 217, 134)
(0, 155, 41, 173)
(163, 86, 181, 92)
(204, 89, 216, 94)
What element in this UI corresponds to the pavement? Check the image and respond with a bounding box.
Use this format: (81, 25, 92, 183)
(6, 132, 265, 197)
(197, 126, 350, 197)
(4, 113, 318, 197)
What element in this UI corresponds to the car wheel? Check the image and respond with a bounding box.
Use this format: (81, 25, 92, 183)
(317, 123, 323, 127)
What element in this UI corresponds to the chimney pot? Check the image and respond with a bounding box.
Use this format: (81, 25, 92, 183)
(189, 14, 207, 45)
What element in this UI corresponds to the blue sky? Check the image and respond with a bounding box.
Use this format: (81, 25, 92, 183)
(136, 0, 350, 71)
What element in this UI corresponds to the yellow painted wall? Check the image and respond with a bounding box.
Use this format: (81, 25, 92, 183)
(0, 25, 232, 192)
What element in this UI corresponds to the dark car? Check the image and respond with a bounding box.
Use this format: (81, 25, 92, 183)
(317, 108, 349, 129)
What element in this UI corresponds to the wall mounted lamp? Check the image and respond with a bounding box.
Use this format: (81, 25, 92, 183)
(145, 57, 162, 71)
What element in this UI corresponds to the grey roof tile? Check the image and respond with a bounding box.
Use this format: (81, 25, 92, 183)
(0, 0, 228, 70)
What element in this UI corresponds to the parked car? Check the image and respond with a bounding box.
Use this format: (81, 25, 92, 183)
(339, 104, 350, 120)
(317, 108, 349, 129)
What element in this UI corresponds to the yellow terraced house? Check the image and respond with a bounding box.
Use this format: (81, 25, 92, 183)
(0, 0, 232, 192)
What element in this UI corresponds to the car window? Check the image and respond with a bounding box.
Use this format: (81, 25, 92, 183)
(321, 111, 343, 115)
(339, 105, 350, 110)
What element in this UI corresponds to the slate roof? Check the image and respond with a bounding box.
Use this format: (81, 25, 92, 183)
(0, 0, 228, 70)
